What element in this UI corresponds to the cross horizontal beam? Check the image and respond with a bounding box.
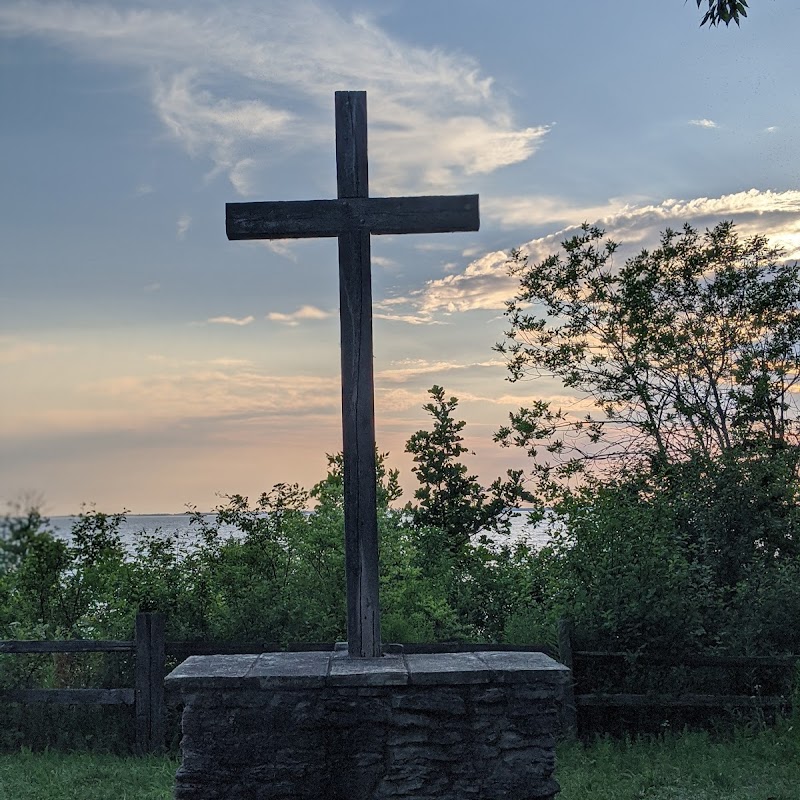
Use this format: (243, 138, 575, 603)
(226, 195, 479, 240)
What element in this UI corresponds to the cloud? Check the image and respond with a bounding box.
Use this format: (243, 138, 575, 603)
(0, 364, 342, 440)
(398, 188, 800, 317)
(377, 358, 502, 384)
(153, 71, 295, 187)
(92, 367, 340, 421)
(176, 212, 191, 239)
(0, 0, 546, 195)
(413, 242, 463, 253)
(0, 336, 70, 365)
(267, 305, 333, 326)
(208, 358, 253, 367)
(373, 312, 445, 326)
(143, 282, 161, 292)
(764, 126, 779, 134)
(263, 240, 299, 261)
(134, 183, 154, 196)
(688, 118, 719, 129)
(482, 195, 640, 230)
(414, 250, 518, 315)
(207, 315, 254, 326)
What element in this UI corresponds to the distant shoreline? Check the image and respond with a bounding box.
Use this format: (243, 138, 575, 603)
(47, 507, 543, 521)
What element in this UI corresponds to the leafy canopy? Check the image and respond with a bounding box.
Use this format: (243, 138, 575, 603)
(693, 0, 749, 27)
(405, 385, 532, 556)
(495, 221, 800, 496)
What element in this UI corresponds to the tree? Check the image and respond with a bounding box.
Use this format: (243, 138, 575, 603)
(405, 385, 532, 556)
(494, 221, 800, 496)
(310, 451, 402, 511)
(493, 221, 800, 657)
(693, 0, 749, 27)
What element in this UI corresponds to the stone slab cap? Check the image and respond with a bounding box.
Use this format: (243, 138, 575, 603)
(329, 651, 408, 686)
(164, 654, 259, 691)
(249, 651, 332, 688)
(405, 652, 492, 685)
(165, 650, 569, 691)
(474, 651, 570, 684)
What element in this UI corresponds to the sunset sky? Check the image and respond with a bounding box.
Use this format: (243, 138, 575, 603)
(2, 0, 800, 515)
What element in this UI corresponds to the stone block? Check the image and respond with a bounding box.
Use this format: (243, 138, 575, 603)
(390, 688, 466, 715)
(248, 651, 330, 688)
(405, 652, 490, 685)
(329, 652, 408, 686)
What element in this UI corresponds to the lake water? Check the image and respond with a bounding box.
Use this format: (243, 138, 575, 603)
(46, 510, 553, 553)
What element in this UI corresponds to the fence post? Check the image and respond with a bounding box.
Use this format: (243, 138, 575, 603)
(135, 612, 166, 754)
(557, 617, 578, 738)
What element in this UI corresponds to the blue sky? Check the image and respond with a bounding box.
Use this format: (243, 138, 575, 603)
(2, 0, 799, 515)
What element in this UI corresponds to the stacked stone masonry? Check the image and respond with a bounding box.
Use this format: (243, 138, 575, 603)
(166, 650, 569, 800)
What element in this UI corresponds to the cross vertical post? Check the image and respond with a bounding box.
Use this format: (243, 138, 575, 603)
(335, 91, 381, 657)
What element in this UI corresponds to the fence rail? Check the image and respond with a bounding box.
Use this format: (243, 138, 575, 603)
(0, 688, 135, 705)
(0, 640, 134, 653)
(557, 618, 799, 735)
(575, 692, 789, 708)
(574, 650, 799, 668)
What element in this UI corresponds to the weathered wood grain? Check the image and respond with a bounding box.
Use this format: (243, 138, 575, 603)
(336, 91, 381, 659)
(226, 195, 479, 239)
(0, 640, 134, 653)
(575, 651, 800, 668)
(557, 618, 578, 737)
(135, 612, 166, 753)
(336, 90, 368, 201)
(576, 693, 788, 708)
(0, 688, 135, 705)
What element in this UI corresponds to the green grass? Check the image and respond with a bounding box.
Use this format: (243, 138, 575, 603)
(1, 726, 798, 799)
(0, 750, 179, 800)
(557, 725, 800, 799)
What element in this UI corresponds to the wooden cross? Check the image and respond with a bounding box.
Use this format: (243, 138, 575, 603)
(226, 91, 479, 658)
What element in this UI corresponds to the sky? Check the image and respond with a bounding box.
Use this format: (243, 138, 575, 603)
(2, 0, 800, 516)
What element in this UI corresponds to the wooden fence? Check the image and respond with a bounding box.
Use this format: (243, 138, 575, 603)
(0, 612, 165, 753)
(1, 614, 797, 750)
(556, 619, 799, 736)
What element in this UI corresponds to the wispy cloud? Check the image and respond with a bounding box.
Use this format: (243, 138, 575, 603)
(176, 212, 191, 239)
(414, 250, 517, 315)
(373, 311, 445, 326)
(208, 358, 253, 367)
(377, 358, 502, 384)
(208, 315, 254, 326)
(482, 195, 640, 230)
(0, 336, 70, 365)
(143, 282, 161, 293)
(263, 240, 299, 261)
(688, 118, 719, 129)
(154, 72, 295, 187)
(0, 0, 547, 195)
(396, 188, 800, 317)
(267, 305, 332, 326)
(0, 363, 343, 440)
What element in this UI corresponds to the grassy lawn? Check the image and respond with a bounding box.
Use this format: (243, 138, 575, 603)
(0, 750, 179, 800)
(557, 726, 800, 799)
(0, 725, 798, 799)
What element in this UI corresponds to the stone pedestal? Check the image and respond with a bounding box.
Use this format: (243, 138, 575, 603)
(166, 649, 569, 800)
